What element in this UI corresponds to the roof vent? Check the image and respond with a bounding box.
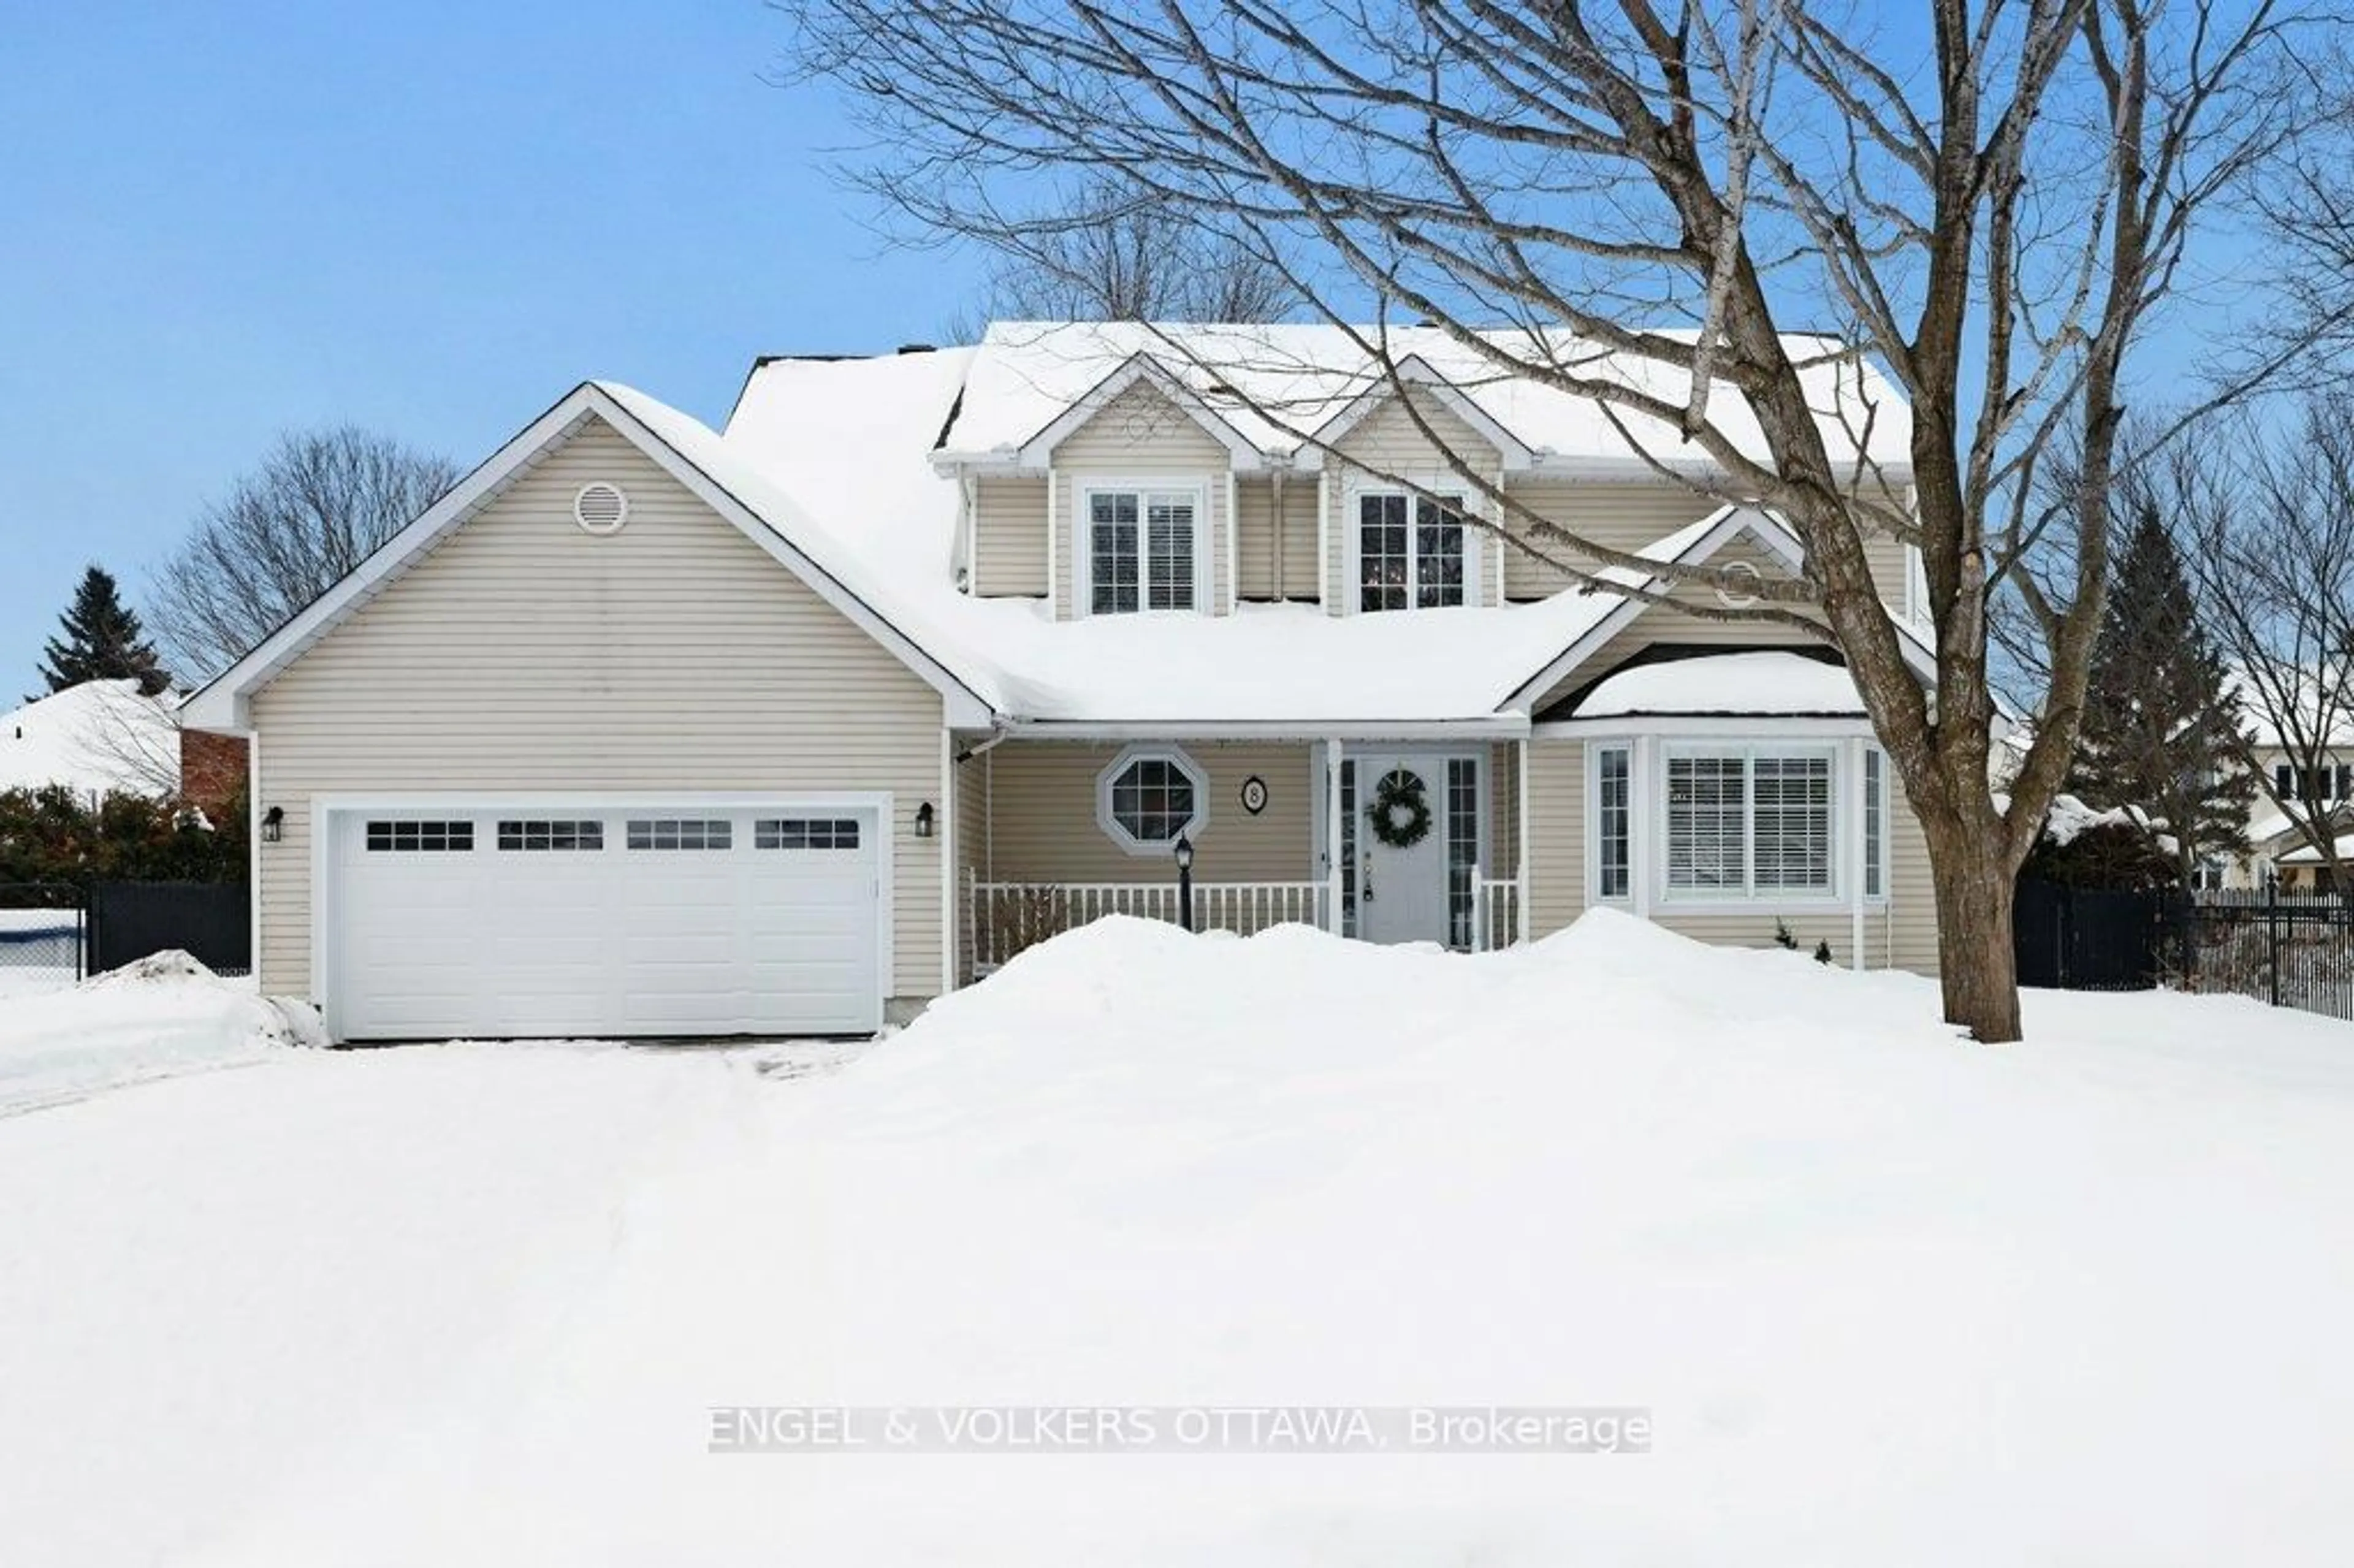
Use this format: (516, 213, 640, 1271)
(573, 481, 630, 535)
(897, 342, 936, 355)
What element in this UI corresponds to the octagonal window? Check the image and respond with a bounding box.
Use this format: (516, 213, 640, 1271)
(1097, 748, 1207, 854)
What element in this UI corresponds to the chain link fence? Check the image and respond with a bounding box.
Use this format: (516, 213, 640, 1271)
(0, 883, 86, 992)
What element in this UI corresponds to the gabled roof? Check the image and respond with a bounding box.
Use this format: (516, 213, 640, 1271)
(935, 321, 1914, 481)
(182, 381, 999, 733)
(1293, 354, 1536, 473)
(1002, 352, 1270, 471)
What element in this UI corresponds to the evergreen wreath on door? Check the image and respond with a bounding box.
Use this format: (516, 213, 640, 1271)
(1366, 767, 1433, 850)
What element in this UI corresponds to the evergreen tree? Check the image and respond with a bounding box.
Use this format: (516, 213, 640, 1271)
(2066, 505, 2255, 883)
(37, 566, 171, 696)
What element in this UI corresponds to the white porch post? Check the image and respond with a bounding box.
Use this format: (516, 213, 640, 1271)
(1848, 737, 1867, 972)
(1517, 736, 1531, 946)
(1326, 738, 1345, 934)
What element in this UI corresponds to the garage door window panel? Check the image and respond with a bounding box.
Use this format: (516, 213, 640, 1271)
(498, 820, 604, 851)
(365, 820, 474, 853)
(755, 818, 862, 850)
(626, 819, 733, 851)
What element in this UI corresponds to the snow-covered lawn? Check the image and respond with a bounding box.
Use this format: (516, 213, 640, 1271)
(4, 913, 2353, 1564)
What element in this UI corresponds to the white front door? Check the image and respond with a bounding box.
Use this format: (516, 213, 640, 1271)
(1353, 756, 1455, 946)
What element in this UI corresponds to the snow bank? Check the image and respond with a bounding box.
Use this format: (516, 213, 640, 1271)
(0, 953, 318, 1114)
(83, 913, 2350, 1567)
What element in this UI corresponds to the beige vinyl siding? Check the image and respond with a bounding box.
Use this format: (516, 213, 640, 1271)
(1883, 767, 1939, 974)
(250, 417, 948, 1004)
(972, 476, 1048, 596)
(1324, 389, 1503, 612)
(1523, 735, 1938, 974)
(1236, 478, 1276, 601)
(1049, 381, 1233, 618)
(1526, 542, 1833, 715)
(1503, 483, 1720, 599)
(1526, 739, 1588, 938)
(953, 747, 994, 981)
(1280, 482, 1320, 600)
(1235, 478, 1326, 603)
(1501, 481, 1914, 615)
(980, 740, 1316, 886)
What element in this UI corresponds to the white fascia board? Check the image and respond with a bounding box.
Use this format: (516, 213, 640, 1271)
(186, 382, 1000, 734)
(1293, 356, 1536, 474)
(1006, 716, 1529, 742)
(1533, 714, 1878, 739)
(1013, 354, 1269, 471)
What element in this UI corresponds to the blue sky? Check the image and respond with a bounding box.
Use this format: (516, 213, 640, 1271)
(0, 1, 986, 691)
(0, 4, 2264, 698)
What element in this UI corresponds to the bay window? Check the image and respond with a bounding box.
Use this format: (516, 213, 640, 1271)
(1595, 744, 1631, 899)
(1664, 747, 1837, 899)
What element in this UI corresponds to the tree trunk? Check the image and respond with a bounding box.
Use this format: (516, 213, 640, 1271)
(1924, 816, 2025, 1043)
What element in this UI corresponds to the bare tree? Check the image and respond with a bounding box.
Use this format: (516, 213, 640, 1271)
(779, 0, 2312, 1039)
(150, 428, 460, 680)
(2171, 398, 2354, 885)
(967, 178, 1295, 324)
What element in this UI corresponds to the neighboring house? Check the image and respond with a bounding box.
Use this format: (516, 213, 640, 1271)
(1, 680, 180, 804)
(185, 322, 1940, 1044)
(0, 680, 248, 820)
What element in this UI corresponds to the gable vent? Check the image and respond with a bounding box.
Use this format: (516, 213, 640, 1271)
(573, 482, 630, 535)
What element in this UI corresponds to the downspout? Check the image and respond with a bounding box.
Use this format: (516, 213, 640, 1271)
(958, 473, 978, 592)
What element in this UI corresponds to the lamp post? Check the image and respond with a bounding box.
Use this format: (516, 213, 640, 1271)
(1173, 832, 1195, 932)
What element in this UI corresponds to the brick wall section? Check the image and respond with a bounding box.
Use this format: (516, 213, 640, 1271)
(179, 728, 249, 817)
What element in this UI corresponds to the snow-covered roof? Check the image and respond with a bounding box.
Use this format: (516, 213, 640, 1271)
(194, 336, 1931, 737)
(1564, 650, 1867, 720)
(2274, 832, 2354, 866)
(724, 346, 1689, 728)
(0, 680, 177, 800)
(935, 321, 1914, 481)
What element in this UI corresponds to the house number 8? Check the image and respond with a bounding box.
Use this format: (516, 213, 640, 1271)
(1240, 775, 1268, 815)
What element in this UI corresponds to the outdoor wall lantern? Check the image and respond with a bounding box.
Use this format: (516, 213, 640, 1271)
(262, 805, 284, 844)
(914, 801, 935, 839)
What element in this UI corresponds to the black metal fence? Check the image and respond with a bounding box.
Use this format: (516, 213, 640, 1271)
(0, 880, 252, 988)
(2016, 878, 2168, 991)
(2173, 887, 2354, 1021)
(2015, 877, 2354, 1022)
(0, 883, 86, 985)
(89, 882, 251, 978)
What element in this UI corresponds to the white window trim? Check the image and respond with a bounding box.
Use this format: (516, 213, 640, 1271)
(1586, 740, 1634, 905)
(1654, 741, 1848, 908)
(1074, 478, 1213, 618)
(1862, 744, 1890, 903)
(1094, 743, 1211, 856)
(1345, 482, 1481, 614)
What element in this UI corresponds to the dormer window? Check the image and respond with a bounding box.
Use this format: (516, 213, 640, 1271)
(1086, 487, 1200, 614)
(1358, 492, 1466, 611)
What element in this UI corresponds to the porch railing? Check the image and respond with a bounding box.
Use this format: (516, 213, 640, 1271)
(967, 876, 1328, 973)
(1475, 877, 1523, 953)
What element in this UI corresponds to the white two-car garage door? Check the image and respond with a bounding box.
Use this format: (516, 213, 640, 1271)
(325, 800, 886, 1041)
